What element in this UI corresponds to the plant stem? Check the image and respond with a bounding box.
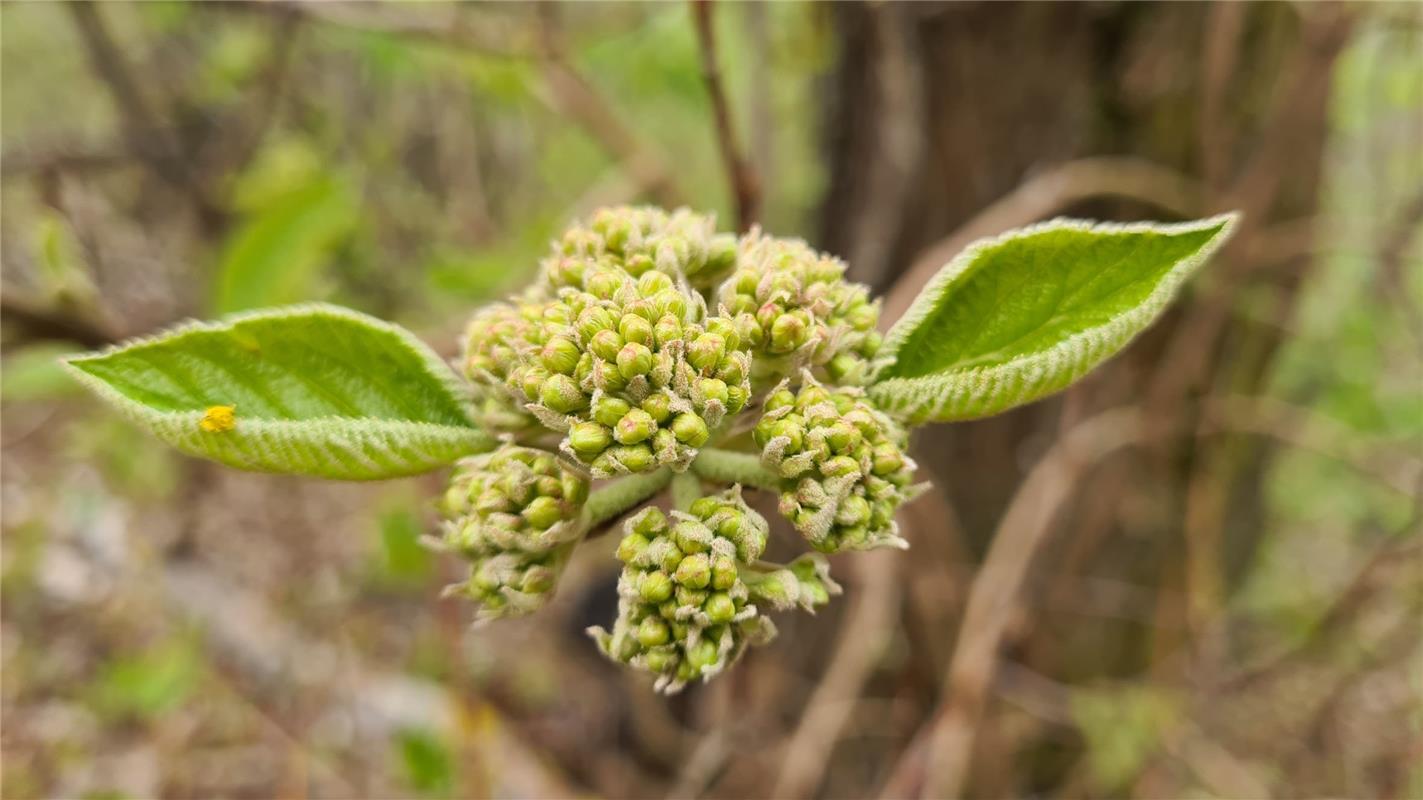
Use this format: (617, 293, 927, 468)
(669, 471, 703, 511)
(690, 447, 781, 490)
(585, 468, 673, 527)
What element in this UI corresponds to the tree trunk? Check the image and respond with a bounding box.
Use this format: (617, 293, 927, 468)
(818, 2, 1348, 795)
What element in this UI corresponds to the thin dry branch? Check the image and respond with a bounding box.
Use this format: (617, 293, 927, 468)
(915, 407, 1145, 799)
(271, 1, 687, 209)
(68, 2, 222, 230)
(771, 549, 901, 800)
(1, 290, 116, 348)
(881, 157, 1206, 325)
(691, 0, 761, 231)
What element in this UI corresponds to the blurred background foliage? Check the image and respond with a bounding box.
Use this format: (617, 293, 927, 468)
(2, 3, 1420, 799)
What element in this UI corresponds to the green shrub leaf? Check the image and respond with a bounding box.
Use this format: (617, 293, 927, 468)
(870, 214, 1238, 423)
(64, 303, 494, 480)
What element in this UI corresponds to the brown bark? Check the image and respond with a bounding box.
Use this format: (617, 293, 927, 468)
(818, 3, 1346, 796)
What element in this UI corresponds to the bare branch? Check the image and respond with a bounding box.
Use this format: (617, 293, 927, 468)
(771, 549, 901, 799)
(67, 2, 223, 229)
(1, 290, 116, 349)
(691, 0, 761, 231)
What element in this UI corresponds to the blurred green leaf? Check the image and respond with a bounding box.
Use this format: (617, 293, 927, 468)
(213, 169, 358, 314)
(377, 506, 433, 584)
(1, 343, 84, 403)
(90, 637, 203, 721)
(1071, 685, 1182, 792)
(396, 728, 455, 797)
(32, 210, 96, 304)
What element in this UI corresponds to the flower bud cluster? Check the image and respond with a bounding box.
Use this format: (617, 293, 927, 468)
(439, 445, 589, 619)
(755, 378, 919, 552)
(543, 206, 738, 291)
(460, 299, 548, 432)
(589, 492, 776, 693)
(716, 232, 883, 388)
(491, 265, 751, 476)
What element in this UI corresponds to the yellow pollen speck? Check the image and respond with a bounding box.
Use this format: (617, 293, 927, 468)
(200, 405, 236, 433)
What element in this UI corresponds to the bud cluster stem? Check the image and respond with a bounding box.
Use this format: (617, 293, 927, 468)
(586, 468, 675, 527)
(669, 471, 703, 512)
(690, 447, 781, 491)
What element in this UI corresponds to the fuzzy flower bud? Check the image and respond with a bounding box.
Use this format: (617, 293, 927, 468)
(588, 490, 776, 693)
(756, 376, 921, 552)
(439, 446, 590, 619)
(542, 206, 738, 291)
(715, 231, 882, 389)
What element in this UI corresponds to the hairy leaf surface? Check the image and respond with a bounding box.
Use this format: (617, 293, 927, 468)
(65, 304, 493, 479)
(871, 215, 1238, 422)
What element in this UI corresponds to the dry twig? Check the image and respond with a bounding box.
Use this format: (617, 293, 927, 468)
(771, 549, 901, 799)
(691, 0, 761, 231)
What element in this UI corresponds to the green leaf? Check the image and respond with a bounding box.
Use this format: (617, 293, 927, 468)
(212, 171, 357, 313)
(870, 214, 1238, 423)
(396, 728, 455, 797)
(64, 303, 495, 480)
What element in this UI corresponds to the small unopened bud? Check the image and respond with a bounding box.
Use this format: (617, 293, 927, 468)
(540, 337, 581, 375)
(640, 570, 674, 603)
(769, 311, 809, 353)
(569, 421, 612, 456)
(674, 553, 711, 589)
(638, 616, 671, 647)
(541, 374, 587, 413)
(641, 393, 673, 423)
(687, 333, 725, 372)
(671, 413, 710, 447)
(704, 592, 736, 624)
(589, 329, 624, 362)
(617, 343, 654, 379)
(615, 408, 657, 445)
(619, 314, 653, 346)
(617, 532, 650, 563)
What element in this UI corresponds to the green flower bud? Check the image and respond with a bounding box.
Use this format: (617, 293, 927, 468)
(698, 378, 728, 406)
(640, 570, 674, 603)
(654, 315, 683, 348)
(638, 616, 671, 647)
(569, 421, 612, 456)
(577, 306, 616, 342)
(688, 333, 725, 372)
(671, 413, 710, 447)
(725, 384, 749, 414)
(540, 337, 581, 375)
(615, 408, 657, 445)
(711, 556, 738, 591)
(617, 342, 654, 379)
(769, 311, 810, 354)
(523, 496, 563, 530)
(610, 444, 655, 472)
(441, 445, 589, 620)
(756, 378, 917, 552)
(589, 329, 624, 362)
(619, 313, 653, 346)
(618, 532, 650, 563)
(674, 553, 711, 589)
(641, 393, 673, 423)
(541, 373, 588, 413)
(704, 592, 736, 624)
(592, 396, 632, 428)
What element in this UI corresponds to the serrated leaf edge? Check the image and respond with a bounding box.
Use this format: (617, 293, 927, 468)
(62, 303, 496, 479)
(64, 302, 477, 423)
(870, 213, 1239, 423)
